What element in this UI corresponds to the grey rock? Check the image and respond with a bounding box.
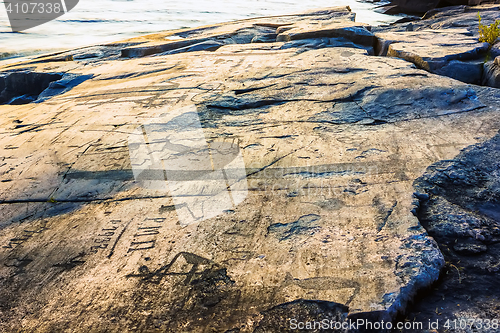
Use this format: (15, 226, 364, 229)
(374, 7, 500, 85)
(162, 40, 225, 55)
(414, 192, 430, 200)
(414, 131, 500, 248)
(374, 4, 500, 35)
(251, 34, 277, 43)
(253, 299, 348, 333)
(434, 59, 484, 84)
(410, 132, 500, 323)
(280, 37, 374, 55)
(490, 42, 500, 58)
(0, 71, 62, 105)
(121, 6, 357, 58)
(482, 57, 500, 87)
(376, 28, 488, 70)
(277, 21, 375, 47)
(36, 73, 94, 103)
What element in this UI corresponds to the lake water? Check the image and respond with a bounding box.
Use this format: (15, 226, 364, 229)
(0, 0, 398, 61)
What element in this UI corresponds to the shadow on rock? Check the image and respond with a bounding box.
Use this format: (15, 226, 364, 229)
(400, 131, 500, 331)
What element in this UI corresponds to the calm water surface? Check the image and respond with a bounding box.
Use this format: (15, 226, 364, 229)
(0, 0, 398, 61)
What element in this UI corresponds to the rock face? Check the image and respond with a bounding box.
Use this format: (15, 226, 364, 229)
(406, 130, 500, 331)
(483, 55, 500, 87)
(1, 7, 500, 333)
(0, 71, 63, 105)
(374, 5, 500, 86)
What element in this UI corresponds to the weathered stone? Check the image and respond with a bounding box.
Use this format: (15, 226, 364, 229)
(121, 6, 356, 58)
(279, 37, 374, 55)
(253, 299, 348, 333)
(373, 5, 500, 86)
(1, 7, 500, 333)
(36, 73, 94, 103)
(161, 40, 225, 55)
(276, 21, 375, 47)
(482, 57, 500, 87)
(251, 34, 277, 43)
(121, 36, 223, 58)
(408, 130, 500, 328)
(374, 4, 500, 34)
(30, 54, 74, 63)
(376, 29, 489, 83)
(376, 4, 403, 15)
(0, 75, 5, 95)
(491, 42, 500, 58)
(434, 59, 485, 84)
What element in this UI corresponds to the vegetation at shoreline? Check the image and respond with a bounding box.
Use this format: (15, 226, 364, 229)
(478, 12, 500, 48)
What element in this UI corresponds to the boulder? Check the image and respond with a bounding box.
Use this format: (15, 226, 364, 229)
(490, 42, 500, 58)
(276, 21, 375, 47)
(409, 130, 500, 325)
(0, 71, 63, 105)
(434, 59, 484, 84)
(482, 56, 500, 87)
(374, 5, 500, 34)
(376, 29, 488, 83)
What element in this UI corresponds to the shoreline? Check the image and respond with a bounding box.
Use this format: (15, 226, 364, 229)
(0, 0, 399, 64)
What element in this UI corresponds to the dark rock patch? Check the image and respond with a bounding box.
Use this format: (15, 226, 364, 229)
(253, 299, 348, 333)
(0, 70, 62, 105)
(383, 0, 500, 15)
(267, 214, 321, 241)
(160, 40, 225, 55)
(0, 70, 92, 105)
(400, 131, 500, 331)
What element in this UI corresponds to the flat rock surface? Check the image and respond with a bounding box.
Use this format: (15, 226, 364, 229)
(374, 5, 500, 85)
(1, 9, 500, 333)
(376, 29, 488, 66)
(375, 28, 488, 83)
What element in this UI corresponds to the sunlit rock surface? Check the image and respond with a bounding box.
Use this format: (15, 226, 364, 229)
(1, 6, 500, 332)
